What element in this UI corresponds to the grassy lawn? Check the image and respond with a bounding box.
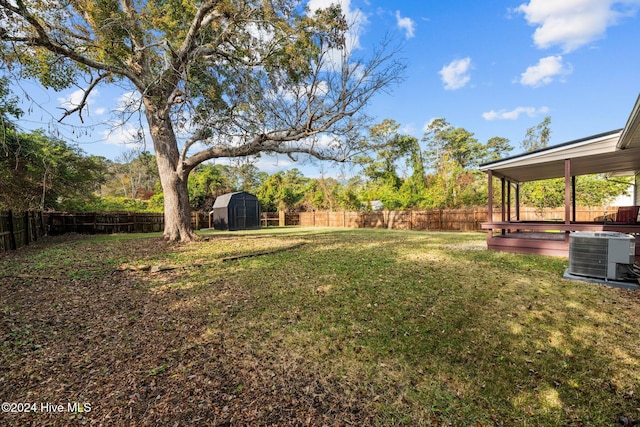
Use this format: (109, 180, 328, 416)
(1, 227, 639, 426)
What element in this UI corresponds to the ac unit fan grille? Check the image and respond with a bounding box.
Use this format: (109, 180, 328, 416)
(568, 236, 608, 278)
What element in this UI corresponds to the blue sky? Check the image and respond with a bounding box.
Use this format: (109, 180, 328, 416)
(9, 0, 640, 178)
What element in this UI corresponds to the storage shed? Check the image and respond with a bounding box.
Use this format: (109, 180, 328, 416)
(210, 192, 261, 231)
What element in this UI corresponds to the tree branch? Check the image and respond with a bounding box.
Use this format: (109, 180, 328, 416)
(182, 126, 352, 171)
(179, 35, 404, 171)
(175, 0, 222, 69)
(119, 0, 145, 52)
(56, 73, 110, 123)
(0, 0, 141, 86)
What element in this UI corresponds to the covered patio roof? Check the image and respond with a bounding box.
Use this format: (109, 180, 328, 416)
(480, 94, 640, 260)
(480, 94, 640, 183)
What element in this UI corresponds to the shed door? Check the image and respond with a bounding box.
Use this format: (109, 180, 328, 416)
(244, 199, 259, 228)
(234, 204, 247, 230)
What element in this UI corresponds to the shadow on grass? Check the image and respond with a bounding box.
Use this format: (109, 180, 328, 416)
(218, 230, 640, 426)
(0, 229, 638, 426)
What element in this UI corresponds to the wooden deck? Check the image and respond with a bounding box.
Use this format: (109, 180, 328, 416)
(486, 231, 569, 257)
(482, 221, 640, 259)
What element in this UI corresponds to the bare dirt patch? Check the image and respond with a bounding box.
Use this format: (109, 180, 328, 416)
(0, 234, 371, 426)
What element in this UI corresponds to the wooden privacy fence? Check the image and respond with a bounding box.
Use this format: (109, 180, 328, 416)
(45, 211, 300, 234)
(296, 209, 487, 231)
(260, 212, 300, 227)
(292, 206, 622, 231)
(0, 211, 46, 252)
(0, 206, 624, 253)
(45, 211, 211, 235)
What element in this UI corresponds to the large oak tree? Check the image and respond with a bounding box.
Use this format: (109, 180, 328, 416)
(0, 0, 404, 241)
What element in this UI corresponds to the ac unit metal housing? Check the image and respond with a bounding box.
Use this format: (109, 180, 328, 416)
(568, 232, 635, 281)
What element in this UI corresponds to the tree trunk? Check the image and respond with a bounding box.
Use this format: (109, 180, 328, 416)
(145, 101, 197, 242)
(159, 164, 195, 242)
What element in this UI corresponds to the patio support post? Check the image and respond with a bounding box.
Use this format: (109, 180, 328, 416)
(487, 170, 493, 222)
(572, 176, 577, 222)
(564, 159, 571, 224)
(565, 159, 571, 242)
(501, 177, 506, 235)
(515, 183, 520, 221)
(501, 177, 506, 222)
(507, 180, 511, 222)
(487, 170, 493, 239)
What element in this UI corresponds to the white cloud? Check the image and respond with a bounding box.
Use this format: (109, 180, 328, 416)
(57, 89, 85, 108)
(439, 57, 472, 90)
(400, 124, 416, 135)
(520, 55, 572, 86)
(100, 124, 142, 146)
(395, 11, 415, 39)
(516, 0, 640, 52)
(253, 156, 296, 174)
(482, 106, 550, 121)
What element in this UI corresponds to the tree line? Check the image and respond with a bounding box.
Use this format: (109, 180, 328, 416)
(0, 1, 630, 239)
(1, 77, 106, 212)
(2, 74, 629, 215)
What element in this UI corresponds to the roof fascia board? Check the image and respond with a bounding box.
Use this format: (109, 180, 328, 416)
(479, 131, 621, 171)
(618, 93, 640, 149)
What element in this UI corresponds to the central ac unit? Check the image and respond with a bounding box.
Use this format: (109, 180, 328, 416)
(568, 232, 635, 281)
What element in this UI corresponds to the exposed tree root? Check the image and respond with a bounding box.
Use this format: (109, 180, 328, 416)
(114, 242, 307, 274)
(220, 242, 306, 262)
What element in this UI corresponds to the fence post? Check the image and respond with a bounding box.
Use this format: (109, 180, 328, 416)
(472, 208, 476, 231)
(7, 210, 16, 250)
(23, 211, 30, 245)
(279, 211, 285, 227)
(30, 212, 35, 243)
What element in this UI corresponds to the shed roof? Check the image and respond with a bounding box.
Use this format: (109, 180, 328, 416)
(211, 191, 256, 209)
(479, 94, 640, 183)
